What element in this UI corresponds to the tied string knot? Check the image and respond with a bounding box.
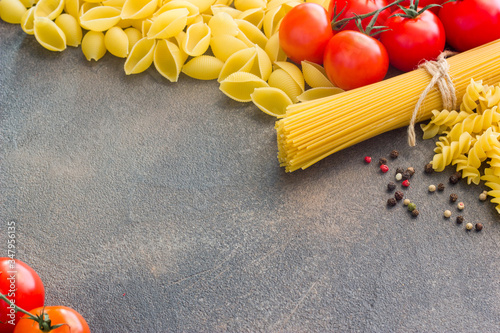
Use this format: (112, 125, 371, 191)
(407, 50, 458, 147)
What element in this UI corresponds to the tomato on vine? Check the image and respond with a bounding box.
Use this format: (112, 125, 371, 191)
(328, 0, 393, 32)
(393, 0, 447, 14)
(278, 3, 334, 65)
(439, 0, 500, 52)
(14, 306, 91, 333)
(380, 1, 446, 72)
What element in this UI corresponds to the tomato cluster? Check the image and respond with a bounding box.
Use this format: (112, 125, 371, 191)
(279, 0, 500, 90)
(0, 258, 90, 333)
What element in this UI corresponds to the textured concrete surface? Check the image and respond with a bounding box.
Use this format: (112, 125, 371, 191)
(1, 22, 500, 332)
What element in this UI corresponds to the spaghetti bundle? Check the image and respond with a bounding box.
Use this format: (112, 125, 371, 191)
(276, 39, 500, 172)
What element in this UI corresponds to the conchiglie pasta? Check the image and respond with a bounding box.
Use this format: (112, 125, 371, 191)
(235, 18, 267, 49)
(181, 21, 210, 56)
(34, 0, 64, 20)
(124, 37, 155, 74)
(20, 6, 35, 35)
(274, 61, 305, 91)
(64, 0, 79, 18)
(233, 0, 265, 11)
(210, 3, 241, 17)
(210, 34, 247, 62)
(102, 0, 125, 7)
(155, 0, 199, 25)
(182, 0, 215, 13)
(182, 55, 224, 80)
(301, 60, 334, 88)
(267, 68, 302, 103)
(121, 0, 157, 19)
(81, 30, 106, 60)
(297, 87, 344, 102)
(218, 47, 256, 82)
(34, 16, 66, 51)
(147, 8, 189, 39)
(251, 87, 292, 117)
(79, 6, 121, 32)
(0, 0, 27, 24)
(219, 71, 269, 102)
(19, 0, 35, 8)
(264, 32, 287, 63)
(55, 13, 82, 47)
(236, 8, 264, 29)
(154, 38, 184, 82)
(208, 11, 238, 37)
(104, 26, 128, 57)
(124, 26, 142, 51)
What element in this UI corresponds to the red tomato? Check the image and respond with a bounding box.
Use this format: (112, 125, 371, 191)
(0, 258, 45, 333)
(328, 0, 392, 32)
(393, 0, 447, 14)
(14, 306, 90, 333)
(380, 8, 446, 72)
(439, 0, 500, 52)
(278, 3, 334, 65)
(323, 30, 389, 90)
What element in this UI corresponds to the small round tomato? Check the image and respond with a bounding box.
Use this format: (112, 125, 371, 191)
(0, 258, 45, 333)
(380, 8, 446, 72)
(439, 0, 500, 52)
(323, 30, 389, 90)
(278, 3, 334, 65)
(14, 306, 91, 333)
(328, 0, 392, 32)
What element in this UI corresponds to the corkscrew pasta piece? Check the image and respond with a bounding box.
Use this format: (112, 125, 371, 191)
(420, 109, 469, 140)
(460, 78, 486, 113)
(480, 169, 500, 213)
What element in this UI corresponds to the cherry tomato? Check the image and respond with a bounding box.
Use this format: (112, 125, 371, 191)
(278, 3, 334, 65)
(380, 8, 445, 72)
(328, 0, 392, 33)
(439, 0, 500, 52)
(0, 258, 45, 333)
(14, 306, 91, 333)
(393, 0, 447, 14)
(323, 30, 389, 90)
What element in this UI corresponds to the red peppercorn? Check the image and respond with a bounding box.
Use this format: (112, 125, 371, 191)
(380, 164, 389, 173)
(364, 156, 372, 163)
(402, 179, 410, 187)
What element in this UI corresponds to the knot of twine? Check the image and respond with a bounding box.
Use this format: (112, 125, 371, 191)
(407, 50, 458, 147)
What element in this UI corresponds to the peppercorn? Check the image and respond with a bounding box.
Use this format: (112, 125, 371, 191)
(395, 173, 403, 181)
(387, 197, 397, 207)
(395, 191, 404, 201)
(457, 202, 465, 210)
(407, 202, 417, 212)
(479, 191, 487, 201)
(379, 157, 388, 165)
(456, 215, 464, 224)
(402, 170, 411, 180)
(396, 167, 405, 174)
(411, 209, 419, 217)
(390, 150, 399, 159)
(437, 183, 445, 191)
(406, 167, 415, 177)
(387, 182, 396, 191)
(465, 222, 473, 230)
(424, 163, 434, 174)
(364, 156, 372, 163)
(444, 210, 452, 218)
(402, 179, 410, 187)
(403, 198, 411, 206)
(475, 223, 483, 231)
(449, 171, 462, 184)
(450, 193, 458, 202)
(380, 164, 389, 173)
(428, 184, 436, 192)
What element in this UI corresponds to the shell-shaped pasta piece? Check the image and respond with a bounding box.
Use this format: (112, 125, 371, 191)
(235, 19, 267, 49)
(219, 71, 269, 102)
(124, 27, 142, 51)
(266, 0, 289, 11)
(155, 0, 199, 25)
(104, 26, 128, 57)
(102, 0, 125, 7)
(268, 68, 302, 103)
(33, 17, 66, 51)
(34, 0, 64, 20)
(183, 0, 215, 13)
(80, 2, 99, 14)
(141, 18, 152, 36)
(297, 87, 344, 102)
(64, 0, 79, 18)
(79, 6, 121, 32)
(208, 11, 238, 37)
(0, 0, 27, 24)
(251, 87, 293, 117)
(301, 60, 334, 88)
(19, 0, 36, 8)
(210, 4, 241, 18)
(124, 37, 155, 74)
(214, 0, 232, 5)
(218, 47, 256, 82)
(121, 0, 157, 19)
(210, 34, 248, 62)
(81, 30, 106, 60)
(250, 44, 272, 81)
(265, 32, 287, 63)
(262, 4, 286, 38)
(20, 7, 35, 35)
(55, 13, 82, 47)
(233, 0, 265, 11)
(182, 55, 224, 80)
(236, 8, 264, 29)
(147, 8, 188, 39)
(274, 61, 305, 91)
(181, 21, 210, 56)
(154, 38, 184, 82)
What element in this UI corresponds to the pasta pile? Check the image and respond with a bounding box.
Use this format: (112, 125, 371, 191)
(276, 39, 500, 172)
(422, 79, 500, 213)
(0, 0, 344, 117)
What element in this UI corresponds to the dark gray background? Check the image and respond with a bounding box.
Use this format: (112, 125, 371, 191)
(1, 21, 499, 332)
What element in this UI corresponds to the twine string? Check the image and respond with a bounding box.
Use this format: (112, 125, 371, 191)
(407, 50, 458, 147)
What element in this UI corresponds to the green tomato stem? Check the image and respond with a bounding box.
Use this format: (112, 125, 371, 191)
(0, 292, 37, 318)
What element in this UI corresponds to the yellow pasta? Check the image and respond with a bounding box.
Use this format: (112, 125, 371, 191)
(210, 34, 247, 62)
(104, 26, 128, 57)
(301, 60, 334, 88)
(235, 18, 267, 49)
(34, 0, 64, 20)
(297, 87, 344, 102)
(147, 8, 189, 39)
(123, 27, 142, 51)
(20, 7, 35, 35)
(236, 8, 264, 29)
(55, 13, 82, 47)
(121, 0, 157, 19)
(182, 0, 215, 13)
(182, 55, 223, 80)
(34, 16, 66, 51)
(79, 5, 121, 32)
(251, 87, 292, 117)
(233, 0, 265, 11)
(264, 32, 287, 63)
(0, 0, 27, 24)
(81, 30, 106, 60)
(124, 37, 155, 74)
(64, 0, 79, 18)
(208, 11, 238, 37)
(276, 39, 500, 172)
(181, 21, 211, 56)
(154, 38, 184, 82)
(210, 3, 240, 17)
(219, 71, 269, 102)
(155, 0, 199, 25)
(218, 47, 256, 81)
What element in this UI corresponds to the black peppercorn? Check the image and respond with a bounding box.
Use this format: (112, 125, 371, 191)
(402, 170, 411, 180)
(387, 197, 397, 207)
(450, 193, 458, 202)
(450, 171, 462, 184)
(456, 215, 464, 224)
(387, 182, 397, 191)
(475, 223, 483, 231)
(379, 157, 388, 165)
(437, 183, 445, 191)
(406, 167, 415, 177)
(411, 209, 419, 217)
(396, 167, 405, 174)
(424, 163, 434, 174)
(390, 150, 399, 159)
(395, 191, 404, 201)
